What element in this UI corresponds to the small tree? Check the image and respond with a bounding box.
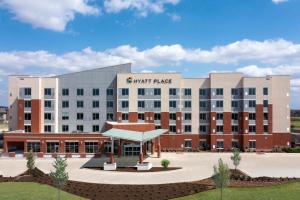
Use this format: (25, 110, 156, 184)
(161, 159, 170, 169)
(26, 150, 35, 172)
(230, 148, 241, 171)
(213, 159, 230, 200)
(50, 157, 69, 200)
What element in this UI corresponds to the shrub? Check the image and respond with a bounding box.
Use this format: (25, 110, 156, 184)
(230, 148, 241, 171)
(161, 159, 170, 168)
(26, 150, 35, 172)
(282, 147, 300, 153)
(213, 159, 230, 200)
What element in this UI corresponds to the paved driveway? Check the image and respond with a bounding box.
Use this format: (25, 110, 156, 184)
(0, 153, 300, 184)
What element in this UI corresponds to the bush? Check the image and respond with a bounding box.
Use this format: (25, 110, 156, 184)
(161, 159, 170, 168)
(282, 147, 300, 153)
(26, 150, 35, 171)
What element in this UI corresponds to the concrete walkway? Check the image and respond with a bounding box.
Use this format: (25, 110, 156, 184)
(0, 153, 300, 184)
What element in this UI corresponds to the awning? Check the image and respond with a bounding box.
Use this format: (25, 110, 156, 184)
(102, 128, 167, 142)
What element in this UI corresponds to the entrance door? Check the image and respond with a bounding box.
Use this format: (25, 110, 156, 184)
(123, 143, 140, 156)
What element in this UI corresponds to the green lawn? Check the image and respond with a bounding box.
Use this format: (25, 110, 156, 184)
(0, 182, 86, 200)
(175, 182, 300, 200)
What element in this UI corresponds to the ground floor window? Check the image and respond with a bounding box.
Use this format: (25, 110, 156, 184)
(46, 142, 59, 153)
(184, 139, 192, 148)
(65, 142, 79, 153)
(216, 141, 224, 150)
(124, 144, 140, 156)
(199, 140, 207, 150)
(231, 140, 239, 149)
(104, 141, 112, 153)
(169, 125, 176, 133)
(85, 142, 99, 153)
(27, 142, 40, 152)
(249, 140, 256, 149)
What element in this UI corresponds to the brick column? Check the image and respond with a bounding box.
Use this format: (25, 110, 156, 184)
(4, 141, 8, 152)
(176, 112, 182, 134)
(24, 141, 28, 152)
(40, 140, 46, 153)
(256, 105, 263, 134)
(17, 99, 24, 130)
(59, 141, 65, 153)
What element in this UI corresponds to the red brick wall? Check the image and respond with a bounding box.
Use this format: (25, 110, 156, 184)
(210, 112, 216, 134)
(145, 112, 154, 123)
(161, 112, 169, 130)
(176, 112, 182, 134)
(116, 112, 122, 122)
(268, 105, 273, 134)
(31, 99, 41, 133)
(160, 134, 199, 150)
(223, 112, 231, 134)
(273, 133, 290, 147)
(243, 134, 273, 151)
(128, 112, 138, 122)
(256, 105, 263, 134)
(241, 112, 249, 134)
(106, 122, 155, 132)
(17, 99, 24, 130)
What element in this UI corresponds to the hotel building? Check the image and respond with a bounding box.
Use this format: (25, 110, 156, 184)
(3, 63, 291, 157)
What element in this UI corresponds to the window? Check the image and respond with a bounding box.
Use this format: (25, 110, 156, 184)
(249, 100, 256, 108)
(249, 113, 256, 120)
(231, 88, 238, 96)
(154, 101, 161, 108)
(24, 88, 31, 96)
(154, 88, 161, 95)
(249, 125, 256, 133)
(184, 113, 192, 120)
(216, 113, 223, 120)
(264, 113, 268, 120)
(138, 113, 145, 120)
(85, 142, 99, 153)
(44, 125, 51, 132)
(184, 125, 192, 133)
(44, 100, 51, 108)
(263, 87, 268, 95)
(77, 113, 84, 120)
(199, 101, 206, 108)
(169, 88, 177, 96)
(121, 88, 129, 96)
(106, 89, 114, 96)
(65, 142, 79, 153)
(138, 88, 145, 95)
(62, 101, 69, 108)
(154, 113, 161, 120)
(184, 101, 192, 108)
(216, 125, 223, 133)
(231, 101, 238, 108)
(216, 100, 223, 108)
(249, 141, 256, 149)
(62, 112, 69, 120)
(93, 125, 99, 132)
(93, 113, 99, 120)
(169, 125, 176, 133)
(264, 125, 268, 133)
(249, 88, 256, 95)
(93, 88, 99, 96)
(77, 88, 84, 96)
(199, 125, 207, 133)
(138, 101, 145, 108)
(122, 113, 128, 120)
(107, 113, 114, 120)
(199, 113, 207, 120)
(184, 140, 192, 148)
(121, 101, 129, 108)
(77, 101, 84, 108)
(27, 142, 40, 152)
(184, 88, 191, 96)
(24, 125, 31, 133)
(232, 125, 238, 132)
(93, 101, 99, 108)
(232, 113, 238, 120)
(62, 88, 69, 96)
(77, 125, 84, 132)
(47, 142, 59, 153)
(44, 113, 52, 120)
(44, 88, 52, 96)
(107, 101, 114, 108)
(24, 113, 31, 120)
(169, 113, 176, 120)
(263, 100, 268, 107)
(62, 125, 69, 132)
(216, 88, 223, 95)
(155, 125, 161, 129)
(199, 140, 207, 150)
(232, 140, 239, 149)
(216, 141, 224, 149)
(24, 100, 31, 108)
(169, 101, 177, 108)
(199, 89, 206, 96)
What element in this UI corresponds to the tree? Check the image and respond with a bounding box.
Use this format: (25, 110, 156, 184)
(230, 148, 241, 171)
(26, 150, 35, 172)
(213, 159, 230, 200)
(50, 157, 69, 200)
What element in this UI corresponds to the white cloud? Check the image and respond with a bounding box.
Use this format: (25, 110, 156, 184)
(236, 65, 300, 77)
(167, 13, 181, 22)
(104, 0, 180, 17)
(272, 0, 289, 4)
(291, 79, 300, 87)
(0, 0, 100, 32)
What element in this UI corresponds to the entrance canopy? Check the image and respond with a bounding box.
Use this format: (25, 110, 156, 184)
(102, 128, 167, 142)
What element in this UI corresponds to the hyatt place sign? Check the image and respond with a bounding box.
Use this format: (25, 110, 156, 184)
(126, 77, 172, 84)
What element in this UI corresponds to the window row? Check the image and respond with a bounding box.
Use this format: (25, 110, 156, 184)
(27, 142, 100, 153)
(61, 88, 114, 96)
(61, 100, 114, 108)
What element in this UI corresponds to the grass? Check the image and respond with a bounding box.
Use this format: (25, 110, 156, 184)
(291, 117, 300, 132)
(175, 182, 300, 200)
(0, 182, 86, 200)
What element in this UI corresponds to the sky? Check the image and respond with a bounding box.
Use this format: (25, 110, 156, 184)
(0, 0, 299, 108)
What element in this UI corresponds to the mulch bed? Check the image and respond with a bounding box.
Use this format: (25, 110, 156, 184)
(85, 167, 181, 172)
(0, 168, 299, 200)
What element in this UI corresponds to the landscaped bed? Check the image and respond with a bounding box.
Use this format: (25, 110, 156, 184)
(84, 166, 181, 172)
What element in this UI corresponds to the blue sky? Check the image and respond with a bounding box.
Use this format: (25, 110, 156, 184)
(0, 0, 299, 108)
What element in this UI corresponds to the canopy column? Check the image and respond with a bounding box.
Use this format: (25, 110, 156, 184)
(157, 136, 161, 158)
(109, 137, 115, 163)
(139, 141, 144, 164)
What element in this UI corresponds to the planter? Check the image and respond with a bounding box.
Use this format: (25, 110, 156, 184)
(137, 162, 153, 171)
(8, 152, 15, 157)
(37, 152, 44, 158)
(103, 162, 117, 171)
